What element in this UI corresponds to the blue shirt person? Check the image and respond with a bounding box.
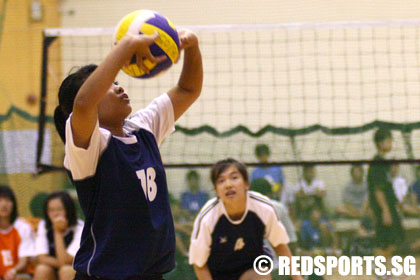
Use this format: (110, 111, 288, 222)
(250, 144, 284, 200)
(180, 170, 209, 215)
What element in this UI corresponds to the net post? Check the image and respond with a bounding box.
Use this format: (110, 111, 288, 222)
(36, 31, 57, 175)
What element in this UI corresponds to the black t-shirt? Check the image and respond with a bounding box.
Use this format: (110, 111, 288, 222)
(367, 155, 398, 216)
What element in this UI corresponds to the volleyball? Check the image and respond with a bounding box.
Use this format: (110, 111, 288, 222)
(113, 10, 180, 79)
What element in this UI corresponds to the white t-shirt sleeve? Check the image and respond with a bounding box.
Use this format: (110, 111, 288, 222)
(265, 207, 290, 247)
(67, 220, 84, 256)
(189, 217, 212, 267)
(15, 219, 36, 258)
(64, 115, 111, 181)
(34, 220, 49, 256)
(125, 93, 175, 146)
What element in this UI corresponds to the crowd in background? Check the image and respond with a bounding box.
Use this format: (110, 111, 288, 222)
(1, 132, 420, 279)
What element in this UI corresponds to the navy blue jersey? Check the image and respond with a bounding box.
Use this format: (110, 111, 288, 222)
(64, 94, 176, 280)
(189, 191, 289, 276)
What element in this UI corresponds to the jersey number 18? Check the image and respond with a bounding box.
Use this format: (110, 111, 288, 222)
(136, 167, 157, 202)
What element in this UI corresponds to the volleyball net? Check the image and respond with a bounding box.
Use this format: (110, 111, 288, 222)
(36, 20, 420, 175)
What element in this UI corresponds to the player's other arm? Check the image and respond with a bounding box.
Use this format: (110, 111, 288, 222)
(194, 264, 213, 280)
(168, 29, 203, 121)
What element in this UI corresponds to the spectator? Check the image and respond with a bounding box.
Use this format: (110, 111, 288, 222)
(251, 144, 284, 200)
(408, 165, 420, 207)
(390, 163, 408, 204)
(335, 164, 368, 219)
(294, 164, 326, 219)
(0, 185, 35, 280)
(189, 158, 302, 280)
(398, 164, 420, 217)
(299, 207, 337, 255)
(181, 170, 209, 217)
(367, 128, 404, 272)
(34, 191, 84, 280)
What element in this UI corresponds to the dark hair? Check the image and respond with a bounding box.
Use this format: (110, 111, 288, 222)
(210, 158, 248, 187)
(186, 170, 200, 181)
(0, 185, 18, 224)
(250, 178, 272, 196)
(54, 64, 98, 143)
(44, 191, 78, 230)
(255, 144, 270, 157)
(303, 163, 315, 171)
(373, 128, 392, 146)
(350, 163, 364, 176)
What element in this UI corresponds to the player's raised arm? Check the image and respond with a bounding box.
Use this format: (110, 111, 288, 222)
(71, 33, 166, 148)
(168, 29, 203, 121)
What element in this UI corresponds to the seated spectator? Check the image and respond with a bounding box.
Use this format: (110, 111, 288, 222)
(335, 164, 368, 219)
(407, 165, 420, 215)
(294, 164, 326, 219)
(251, 144, 284, 200)
(299, 207, 337, 256)
(180, 170, 209, 217)
(388, 162, 420, 217)
(0, 185, 35, 280)
(34, 191, 84, 280)
(410, 165, 420, 202)
(391, 163, 408, 204)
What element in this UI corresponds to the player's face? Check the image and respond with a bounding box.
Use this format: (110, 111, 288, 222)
(0, 197, 13, 219)
(390, 164, 399, 177)
(215, 165, 249, 205)
(47, 198, 66, 222)
(351, 167, 364, 184)
(378, 137, 393, 153)
(303, 167, 315, 182)
(257, 154, 269, 163)
(310, 209, 322, 226)
(98, 82, 132, 126)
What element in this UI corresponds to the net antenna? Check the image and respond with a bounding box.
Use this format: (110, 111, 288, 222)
(36, 20, 420, 174)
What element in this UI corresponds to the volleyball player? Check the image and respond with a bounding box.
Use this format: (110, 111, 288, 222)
(189, 158, 302, 280)
(53, 29, 202, 280)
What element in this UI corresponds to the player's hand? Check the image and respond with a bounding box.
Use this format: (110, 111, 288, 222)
(52, 216, 68, 233)
(178, 29, 199, 50)
(124, 33, 167, 74)
(382, 211, 392, 226)
(4, 268, 16, 280)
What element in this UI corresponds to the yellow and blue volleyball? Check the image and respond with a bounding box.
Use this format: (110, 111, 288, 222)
(113, 10, 180, 79)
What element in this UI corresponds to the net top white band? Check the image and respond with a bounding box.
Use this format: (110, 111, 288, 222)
(44, 18, 420, 37)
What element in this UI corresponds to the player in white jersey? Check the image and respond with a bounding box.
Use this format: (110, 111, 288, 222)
(189, 158, 302, 280)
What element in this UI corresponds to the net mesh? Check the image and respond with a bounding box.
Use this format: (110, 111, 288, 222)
(38, 20, 420, 171)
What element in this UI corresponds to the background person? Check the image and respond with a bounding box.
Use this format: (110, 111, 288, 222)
(0, 185, 35, 280)
(34, 191, 84, 280)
